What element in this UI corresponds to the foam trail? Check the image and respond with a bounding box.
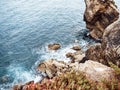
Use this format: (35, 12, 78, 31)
(34, 43, 78, 66)
(33, 42, 89, 71)
(0, 64, 43, 90)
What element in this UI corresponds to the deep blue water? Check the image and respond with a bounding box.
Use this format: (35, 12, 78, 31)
(0, 0, 120, 89)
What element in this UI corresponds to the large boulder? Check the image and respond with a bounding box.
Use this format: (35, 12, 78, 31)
(71, 46, 81, 51)
(75, 60, 116, 82)
(102, 21, 120, 48)
(86, 21, 120, 67)
(14, 59, 116, 90)
(84, 0, 119, 40)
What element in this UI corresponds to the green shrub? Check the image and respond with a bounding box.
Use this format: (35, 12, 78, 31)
(34, 70, 120, 90)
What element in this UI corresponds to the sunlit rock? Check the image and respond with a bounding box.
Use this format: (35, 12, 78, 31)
(86, 21, 120, 67)
(84, 0, 119, 40)
(66, 51, 85, 63)
(48, 43, 61, 50)
(74, 60, 116, 81)
(37, 59, 68, 79)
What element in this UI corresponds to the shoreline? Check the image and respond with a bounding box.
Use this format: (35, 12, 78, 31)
(2, 0, 120, 89)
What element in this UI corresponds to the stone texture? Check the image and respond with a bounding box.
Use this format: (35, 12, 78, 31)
(72, 46, 81, 51)
(48, 43, 61, 50)
(66, 51, 85, 63)
(37, 59, 115, 82)
(37, 59, 68, 79)
(102, 21, 120, 67)
(86, 21, 120, 67)
(76, 60, 116, 82)
(102, 20, 120, 48)
(84, 0, 119, 40)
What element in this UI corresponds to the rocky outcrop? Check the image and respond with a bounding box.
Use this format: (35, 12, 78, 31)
(86, 43, 109, 65)
(37, 59, 69, 79)
(74, 60, 116, 82)
(37, 59, 115, 82)
(66, 51, 85, 63)
(102, 21, 120, 48)
(48, 43, 61, 50)
(84, 0, 119, 40)
(86, 21, 120, 67)
(13, 58, 118, 90)
(71, 46, 81, 51)
(13, 44, 119, 90)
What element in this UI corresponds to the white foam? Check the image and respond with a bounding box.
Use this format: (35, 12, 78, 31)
(34, 75, 42, 83)
(34, 43, 78, 65)
(7, 65, 34, 84)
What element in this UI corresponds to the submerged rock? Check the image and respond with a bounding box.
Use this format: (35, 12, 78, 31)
(48, 43, 61, 50)
(84, 0, 119, 40)
(13, 85, 23, 90)
(1, 75, 8, 83)
(14, 59, 116, 90)
(86, 43, 109, 65)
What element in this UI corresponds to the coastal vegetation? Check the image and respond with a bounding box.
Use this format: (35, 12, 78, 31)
(13, 0, 120, 90)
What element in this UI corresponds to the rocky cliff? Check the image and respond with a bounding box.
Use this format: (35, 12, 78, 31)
(13, 0, 120, 90)
(84, 0, 119, 40)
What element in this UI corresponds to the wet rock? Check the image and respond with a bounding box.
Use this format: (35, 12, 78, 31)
(74, 54, 85, 62)
(13, 85, 19, 90)
(84, 0, 119, 40)
(72, 46, 81, 51)
(102, 21, 120, 67)
(66, 52, 74, 58)
(37, 59, 68, 79)
(13, 85, 23, 90)
(22, 81, 35, 90)
(48, 43, 61, 50)
(66, 51, 85, 63)
(74, 60, 116, 82)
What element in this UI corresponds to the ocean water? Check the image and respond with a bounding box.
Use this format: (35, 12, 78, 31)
(0, 0, 120, 89)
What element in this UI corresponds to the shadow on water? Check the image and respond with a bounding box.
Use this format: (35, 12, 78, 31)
(75, 29, 95, 44)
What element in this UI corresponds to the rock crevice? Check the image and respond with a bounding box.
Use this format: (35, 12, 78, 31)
(84, 0, 119, 40)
